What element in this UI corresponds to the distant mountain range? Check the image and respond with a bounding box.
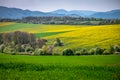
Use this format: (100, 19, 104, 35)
(0, 6, 120, 19)
(51, 9, 96, 17)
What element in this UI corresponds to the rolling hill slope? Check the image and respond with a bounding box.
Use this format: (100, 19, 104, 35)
(0, 6, 120, 19)
(0, 22, 120, 50)
(90, 9, 120, 19)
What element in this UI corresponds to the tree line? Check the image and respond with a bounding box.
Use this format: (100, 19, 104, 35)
(0, 31, 63, 55)
(0, 31, 120, 56)
(0, 16, 120, 25)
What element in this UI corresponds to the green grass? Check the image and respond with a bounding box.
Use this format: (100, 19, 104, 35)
(35, 31, 71, 38)
(0, 53, 120, 80)
(0, 23, 44, 33)
(0, 53, 120, 65)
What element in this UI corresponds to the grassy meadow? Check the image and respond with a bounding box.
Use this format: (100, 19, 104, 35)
(0, 53, 120, 80)
(0, 22, 120, 51)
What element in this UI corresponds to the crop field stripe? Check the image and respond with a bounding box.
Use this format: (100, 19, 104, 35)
(0, 54, 120, 80)
(35, 31, 72, 37)
(0, 53, 120, 66)
(0, 22, 15, 26)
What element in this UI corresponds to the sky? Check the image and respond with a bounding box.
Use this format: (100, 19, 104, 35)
(0, 0, 120, 12)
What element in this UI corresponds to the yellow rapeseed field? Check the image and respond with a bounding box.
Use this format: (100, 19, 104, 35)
(0, 22, 15, 26)
(0, 22, 120, 50)
(44, 25, 120, 49)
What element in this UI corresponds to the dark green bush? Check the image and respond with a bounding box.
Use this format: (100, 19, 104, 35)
(94, 47, 105, 55)
(62, 48, 74, 56)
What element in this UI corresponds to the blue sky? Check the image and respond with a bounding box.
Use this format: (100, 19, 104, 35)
(0, 0, 120, 12)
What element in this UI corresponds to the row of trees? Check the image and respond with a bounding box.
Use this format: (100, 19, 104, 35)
(62, 45, 120, 56)
(0, 31, 63, 55)
(0, 31, 120, 55)
(0, 18, 19, 22)
(18, 16, 120, 25)
(34, 45, 120, 56)
(0, 16, 120, 25)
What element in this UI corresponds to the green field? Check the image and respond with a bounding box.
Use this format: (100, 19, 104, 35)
(0, 53, 120, 80)
(0, 22, 120, 50)
(0, 22, 120, 80)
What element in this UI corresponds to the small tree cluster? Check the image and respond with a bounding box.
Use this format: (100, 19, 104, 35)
(62, 48, 74, 56)
(0, 31, 47, 54)
(53, 38, 63, 47)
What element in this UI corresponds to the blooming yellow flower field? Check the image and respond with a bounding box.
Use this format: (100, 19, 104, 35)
(0, 22, 120, 50)
(45, 25, 120, 49)
(0, 22, 15, 26)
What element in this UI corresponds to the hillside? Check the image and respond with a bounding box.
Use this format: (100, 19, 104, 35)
(51, 9, 96, 17)
(0, 6, 120, 19)
(0, 6, 54, 19)
(90, 9, 120, 19)
(0, 22, 120, 50)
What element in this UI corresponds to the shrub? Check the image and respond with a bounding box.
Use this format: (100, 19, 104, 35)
(34, 48, 44, 56)
(25, 46, 34, 53)
(21, 44, 26, 52)
(62, 48, 74, 56)
(0, 44, 5, 53)
(94, 47, 105, 55)
(80, 48, 88, 55)
(53, 42, 58, 47)
(103, 50, 110, 55)
(42, 45, 47, 55)
(75, 51, 81, 55)
(108, 46, 115, 54)
(3, 46, 16, 54)
(36, 39, 47, 48)
(114, 45, 120, 53)
(15, 44, 22, 52)
(88, 48, 95, 55)
(46, 46, 53, 55)
(53, 38, 63, 47)
(52, 47, 61, 56)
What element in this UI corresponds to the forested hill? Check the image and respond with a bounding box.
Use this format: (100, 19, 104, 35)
(0, 6, 120, 19)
